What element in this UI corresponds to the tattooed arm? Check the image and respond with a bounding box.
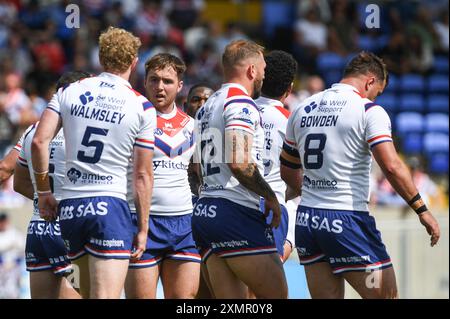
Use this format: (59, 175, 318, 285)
(225, 129, 281, 227)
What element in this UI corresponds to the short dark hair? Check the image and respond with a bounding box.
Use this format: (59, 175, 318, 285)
(187, 83, 213, 97)
(343, 51, 389, 85)
(262, 50, 298, 98)
(56, 71, 91, 90)
(145, 53, 186, 80)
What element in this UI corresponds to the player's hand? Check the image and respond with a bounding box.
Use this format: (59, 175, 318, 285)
(418, 211, 440, 247)
(264, 196, 281, 228)
(131, 230, 147, 260)
(38, 193, 58, 221)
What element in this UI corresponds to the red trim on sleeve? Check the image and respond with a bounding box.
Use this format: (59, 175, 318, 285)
(274, 105, 290, 119)
(367, 135, 391, 143)
(226, 124, 253, 130)
(227, 87, 248, 98)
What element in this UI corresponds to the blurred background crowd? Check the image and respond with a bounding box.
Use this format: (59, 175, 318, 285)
(0, 0, 448, 298)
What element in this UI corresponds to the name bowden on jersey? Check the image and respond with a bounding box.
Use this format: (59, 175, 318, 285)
(69, 92, 126, 125)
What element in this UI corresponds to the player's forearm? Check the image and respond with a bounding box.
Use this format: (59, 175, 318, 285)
(280, 165, 302, 197)
(31, 137, 51, 192)
(229, 163, 277, 200)
(380, 158, 419, 203)
(13, 179, 34, 200)
(0, 161, 14, 184)
(226, 130, 277, 200)
(133, 171, 152, 232)
(0, 149, 19, 184)
(188, 162, 202, 196)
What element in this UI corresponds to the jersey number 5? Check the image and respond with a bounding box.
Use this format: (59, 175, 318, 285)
(77, 126, 109, 164)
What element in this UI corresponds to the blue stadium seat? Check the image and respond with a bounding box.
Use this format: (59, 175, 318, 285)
(396, 112, 424, 135)
(428, 75, 449, 94)
(427, 94, 449, 113)
(323, 70, 342, 87)
(423, 132, 449, 154)
(384, 74, 398, 93)
(399, 94, 425, 112)
(401, 133, 423, 154)
(375, 93, 397, 114)
(399, 74, 425, 92)
(377, 35, 390, 49)
(358, 35, 377, 51)
(428, 153, 449, 174)
(433, 56, 449, 74)
(316, 52, 346, 72)
(425, 113, 449, 134)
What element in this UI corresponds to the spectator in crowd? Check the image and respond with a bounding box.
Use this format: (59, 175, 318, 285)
(135, 0, 170, 41)
(297, 75, 325, 103)
(379, 31, 410, 75)
(0, 72, 35, 153)
(0, 212, 25, 298)
(376, 157, 443, 212)
(434, 10, 449, 53)
(296, 0, 331, 23)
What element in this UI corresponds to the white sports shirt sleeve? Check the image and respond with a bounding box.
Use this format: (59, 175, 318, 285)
(47, 72, 156, 201)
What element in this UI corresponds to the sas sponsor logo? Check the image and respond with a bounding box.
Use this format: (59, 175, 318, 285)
(194, 203, 217, 218)
(154, 128, 163, 136)
(60, 201, 109, 221)
(296, 211, 343, 234)
(303, 175, 337, 189)
(67, 167, 113, 185)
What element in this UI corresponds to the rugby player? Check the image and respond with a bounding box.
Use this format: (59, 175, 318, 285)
(125, 53, 201, 299)
(14, 71, 90, 299)
(31, 27, 156, 298)
(280, 51, 440, 299)
(192, 40, 288, 299)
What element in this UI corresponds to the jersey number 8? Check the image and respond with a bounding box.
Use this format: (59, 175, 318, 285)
(304, 133, 327, 169)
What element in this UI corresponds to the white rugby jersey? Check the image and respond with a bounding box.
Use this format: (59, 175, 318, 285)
(47, 72, 156, 200)
(194, 83, 264, 210)
(17, 123, 66, 221)
(255, 96, 290, 204)
(127, 105, 195, 216)
(13, 124, 35, 153)
(284, 83, 393, 211)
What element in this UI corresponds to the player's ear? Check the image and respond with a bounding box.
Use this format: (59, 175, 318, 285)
(177, 80, 184, 93)
(130, 57, 138, 71)
(286, 82, 294, 96)
(365, 76, 374, 91)
(248, 64, 256, 80)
